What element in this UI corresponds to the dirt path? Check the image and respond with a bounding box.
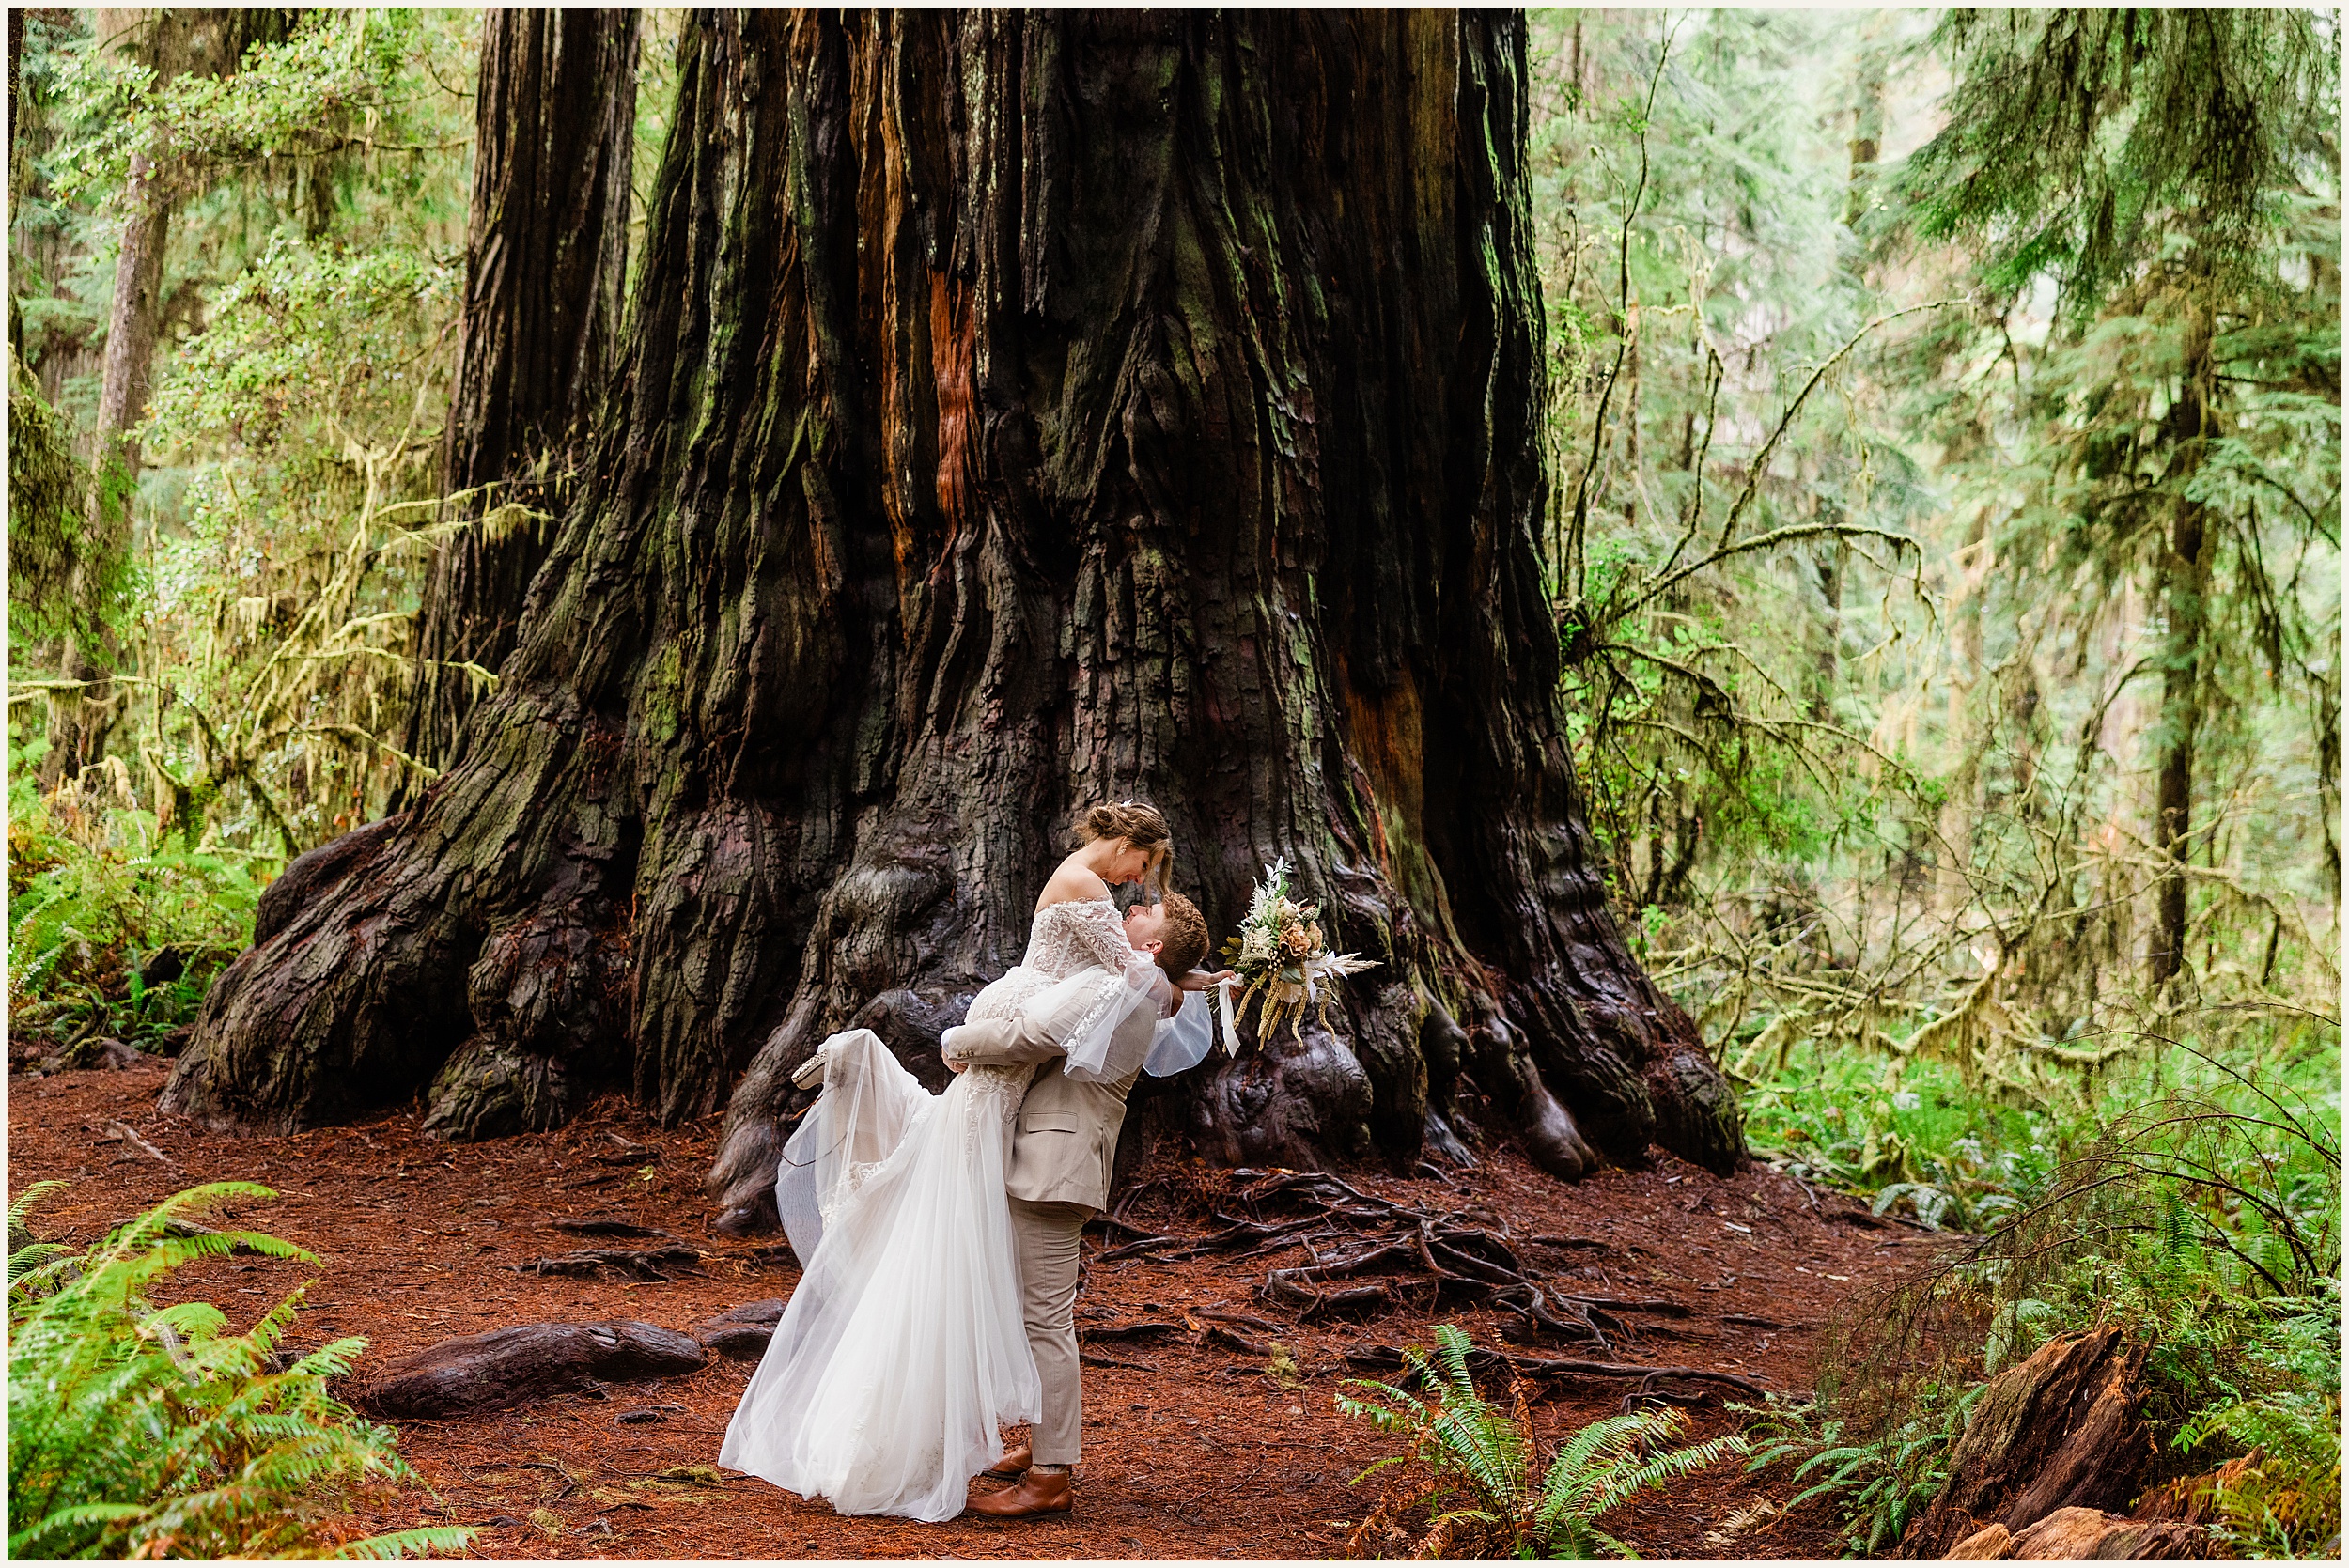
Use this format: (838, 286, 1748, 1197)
(8, 1062, 1942, 1559)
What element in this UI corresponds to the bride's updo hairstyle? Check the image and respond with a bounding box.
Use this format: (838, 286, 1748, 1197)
(1079, 800, 1173, 893)
(1153, 893, 1210, 981)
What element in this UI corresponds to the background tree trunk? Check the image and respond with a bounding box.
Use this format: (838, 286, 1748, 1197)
(395, 7, 638, 794)
(41, 8, 272, 790)
(163, 12, 1742, 1219)
(2149, 293, 2214, 988)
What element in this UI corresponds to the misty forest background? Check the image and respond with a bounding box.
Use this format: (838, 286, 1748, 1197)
(7, 8, 2341, 1560)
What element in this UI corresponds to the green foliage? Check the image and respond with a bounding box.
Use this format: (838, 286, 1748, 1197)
(145, 238, 457, 458)
(1901, 8, 2341, 317)
(43, 10, 451, 213)
(7, 761, 270, 1054)
(6, 349, 107, 646)
(8, 7, 478, 867)
(1796, 1039, 2341, 1557)
(7, 1181, 468, 1560)
(1337, 1325, 1749, 1559)
(1740, 1385, 1982, 1557)
(2173, 1304, 2342, 1558)
(1741, 1053, 2053, 1232)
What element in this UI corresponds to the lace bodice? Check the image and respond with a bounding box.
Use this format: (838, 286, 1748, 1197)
(1019, 897, 1131, 982)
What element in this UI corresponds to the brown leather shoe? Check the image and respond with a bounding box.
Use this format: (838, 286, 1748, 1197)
(965, 1467, 1072, 1518)
(980, 1442, 1032, 1482)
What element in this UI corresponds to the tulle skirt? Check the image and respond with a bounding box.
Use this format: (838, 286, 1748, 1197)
(716, 1030, 1036, 1521)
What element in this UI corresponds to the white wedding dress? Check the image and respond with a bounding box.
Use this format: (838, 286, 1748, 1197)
(716, 897, 1214, 1521)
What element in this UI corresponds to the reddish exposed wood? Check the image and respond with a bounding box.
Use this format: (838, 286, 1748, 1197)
(1998, 1506, 2207, 1560)
(1904, 1328, 2155, 1558)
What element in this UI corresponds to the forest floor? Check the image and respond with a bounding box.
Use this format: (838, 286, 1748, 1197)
(9, 1058, 1954, 1560)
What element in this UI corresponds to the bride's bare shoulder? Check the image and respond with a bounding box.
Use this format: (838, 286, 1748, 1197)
(1034, 862, 1112, 911)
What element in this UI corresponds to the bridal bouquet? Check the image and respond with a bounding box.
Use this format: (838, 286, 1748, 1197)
(1217, 859, 1377, 1050)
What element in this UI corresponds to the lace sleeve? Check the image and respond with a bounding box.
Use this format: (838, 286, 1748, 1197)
(1061, 898, 1134, 976)
(1021, 953, 1162, 1083)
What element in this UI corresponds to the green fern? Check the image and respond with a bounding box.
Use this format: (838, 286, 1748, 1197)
(1739, 1386, 1980, 1557)
(7, 1182, 471, 1560)
(1337, 1325, 1749, 1559)
(2169, 1298, 2344, 1558)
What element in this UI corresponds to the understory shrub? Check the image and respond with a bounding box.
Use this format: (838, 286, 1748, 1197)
(6, 772, 271, 1057)
(1770, 1039, 2341, 1560)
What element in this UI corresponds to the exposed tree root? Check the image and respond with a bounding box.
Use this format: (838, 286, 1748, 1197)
(1097, 1170, 1706, 1358)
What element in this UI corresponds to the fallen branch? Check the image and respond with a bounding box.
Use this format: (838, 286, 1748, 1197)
(1078, 1320, 1185, 1343)
(102, 1120, 178, 1167)
(1344, 1343, 1771, 1404)
(514, 1245, 702, 1281)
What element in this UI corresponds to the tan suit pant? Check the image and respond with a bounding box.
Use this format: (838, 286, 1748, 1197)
(1009, 1196, 1090, 1467)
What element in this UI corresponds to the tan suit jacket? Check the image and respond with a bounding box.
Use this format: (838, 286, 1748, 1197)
(941, 998, 1154, 1213)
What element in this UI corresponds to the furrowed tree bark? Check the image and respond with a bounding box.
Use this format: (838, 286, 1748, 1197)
(394, 8, 638, 796)
(163, 12, 1742, 1212)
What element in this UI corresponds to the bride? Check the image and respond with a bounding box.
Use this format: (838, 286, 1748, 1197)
(716, 802, 1220, 1521)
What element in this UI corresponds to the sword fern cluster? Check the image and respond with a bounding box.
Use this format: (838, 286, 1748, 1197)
(1337, 1324, 1748, 1559)
(8, 1180, 467, 1560)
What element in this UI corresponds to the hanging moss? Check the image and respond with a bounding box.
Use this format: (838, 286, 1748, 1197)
(6, 352, 111, 647)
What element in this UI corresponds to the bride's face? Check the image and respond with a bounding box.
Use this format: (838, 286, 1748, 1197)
(1103, 838, 1156, 885)
(1123, 901, 1167, 953)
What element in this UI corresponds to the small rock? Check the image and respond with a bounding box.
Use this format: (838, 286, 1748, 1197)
(87, 1039, 150, 1071)
(615, 1407, 669, 1424)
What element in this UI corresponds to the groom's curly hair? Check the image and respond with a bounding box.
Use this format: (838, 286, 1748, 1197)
(1154, 893, 1210, 980)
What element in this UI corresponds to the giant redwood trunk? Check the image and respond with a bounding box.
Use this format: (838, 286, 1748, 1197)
(397, 8, 638, 789)
(163, 12, 1741, 1222)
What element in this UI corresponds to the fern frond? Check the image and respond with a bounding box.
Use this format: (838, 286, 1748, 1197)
(330, 1523, 477, 1560)
(6, 1182, 445, 1559)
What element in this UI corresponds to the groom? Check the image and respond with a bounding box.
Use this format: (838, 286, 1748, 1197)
(938, 892, 1213, 1519)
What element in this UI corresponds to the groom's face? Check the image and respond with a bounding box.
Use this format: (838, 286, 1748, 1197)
(1123, 901, 1167, 954)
